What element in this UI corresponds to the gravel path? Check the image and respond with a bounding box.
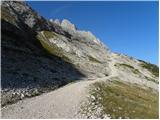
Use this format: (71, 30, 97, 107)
(1, 59, 117, 119)
(1, 78, 109, 119)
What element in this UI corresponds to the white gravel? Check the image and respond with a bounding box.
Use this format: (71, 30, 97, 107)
(1, 78, 108, 119)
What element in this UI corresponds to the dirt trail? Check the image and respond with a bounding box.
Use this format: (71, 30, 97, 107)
(1, 77, 109, 119)
(2, 59, 117, 119)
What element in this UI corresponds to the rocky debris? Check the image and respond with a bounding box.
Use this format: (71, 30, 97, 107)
(2, 79, 99, 119)
(1, 1, 85, 106)
(78, 89, 110, 119)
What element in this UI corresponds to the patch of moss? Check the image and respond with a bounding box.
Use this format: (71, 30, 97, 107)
(132, 69, 141, 74)
(90, 80, 158, 119)
(43, 31, 58, 39)
(114, 63, 141, 75)
(144, 76, 158, 84)
(114, 63, 134, 69)
(139, 60, 159, 77)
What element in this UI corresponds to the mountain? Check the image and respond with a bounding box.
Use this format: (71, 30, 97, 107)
(1, 1, 159, 119)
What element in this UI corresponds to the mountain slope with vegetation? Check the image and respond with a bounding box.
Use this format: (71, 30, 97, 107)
(1, 1, 159, 119)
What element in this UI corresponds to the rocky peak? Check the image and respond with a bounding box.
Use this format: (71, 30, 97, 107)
(50, 19, 61, 26)
(1, 1, 71, 38)
(50, 18, 105, 47)
(54, 19, 61, 26)
(2, 1, 41, 29)
(61, 19, 77, 32)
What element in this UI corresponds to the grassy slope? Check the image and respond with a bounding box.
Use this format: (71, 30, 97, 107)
(114, 63, 158, 83)
(114, 63, 141, 74)
(139, 60, 159, 77)
(90, 80, 159, 119)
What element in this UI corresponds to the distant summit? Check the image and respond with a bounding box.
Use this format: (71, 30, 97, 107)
(50, 18, 105, 47)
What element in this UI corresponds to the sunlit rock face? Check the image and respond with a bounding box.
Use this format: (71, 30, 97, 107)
(50, 19, 108, 49)
(61, 19, 77, 32)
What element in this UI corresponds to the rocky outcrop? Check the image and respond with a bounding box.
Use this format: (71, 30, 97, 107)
(1, 1, 85, 106)
(61, 19, 77, 32)
(50, 19, 107, 49)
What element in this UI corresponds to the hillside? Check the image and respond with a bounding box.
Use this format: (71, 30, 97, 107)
(1, 1, 159, 119)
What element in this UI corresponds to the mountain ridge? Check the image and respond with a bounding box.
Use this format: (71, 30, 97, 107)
(1, 1, 159, 119)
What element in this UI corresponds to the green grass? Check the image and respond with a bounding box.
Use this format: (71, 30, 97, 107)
(115, 63, 134, 69)
(144, 76, 159, 84)
(90, 80, 159, 119)
(114, 63, 141, 75)
(42, 31, 58, 39)
(139, 60, 159, 77)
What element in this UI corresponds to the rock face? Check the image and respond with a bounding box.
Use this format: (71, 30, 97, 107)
(1, 1, 159, 108)
(1, 1, 85, 106)
(61, 19, 77, 32)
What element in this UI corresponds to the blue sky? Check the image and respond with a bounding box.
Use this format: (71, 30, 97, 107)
(27, 1, 158, 65)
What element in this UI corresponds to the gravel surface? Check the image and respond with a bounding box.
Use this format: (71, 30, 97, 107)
(1, 78, 108, 119)
(1, 56, 117, 119)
